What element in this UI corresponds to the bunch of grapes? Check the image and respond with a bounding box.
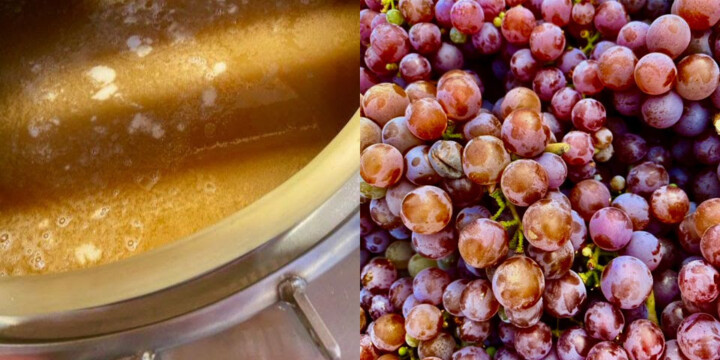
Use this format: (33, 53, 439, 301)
(360, 0, 720, 358)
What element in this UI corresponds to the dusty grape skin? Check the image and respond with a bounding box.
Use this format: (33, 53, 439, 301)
(363, 83, 411, 127)
(674, 0, 720, 31)
(626, 162, 670, 198)
(600, 256, 654, 309)
(370, 199, 399, 230)
(589, 207, 634, 251)
(510, 48, 540, 83)
(400, 185, 453, 234)
(661, 301, 689, 339)
(441, 279, 469, 317)
(694, 198, 720, 237)
(500, 87, 543, 119)
(460, 279, 500, 321)
(492, 256, 546, 311)
(362, 258, 399, 294)
(506, 297, 544, 328)
(542, 0, 572, 26)
(459, 319, 492, 343)
(431, 42, 465, 73)
(399, 53, 432, 82)
(617, 21, 649, 55)
(529, 23, 566, 62)
(558, 326, 596, 360)
(382, 116, 424, 154)
(522, 198, 573, 251)
(550, 87, 582, 122)
(661, 340, 689, 360)
(458, 218, 509, 269)
(452, 346, 491, 360)
(370, 313, 407, 352)
(622, 319, 665, 360)
(678, 259, 720, 304)
(389, 277, 414, 310)
(585, 301, 626, 341)
(472, 23, 503, 55)
(675, 54, 720, 101)
(613, 88, 644, 116)
(570, 179, 612, 221)
(405, 303, 443, 341)
(413, 267, 452, 305)
(455, 205, 491, 231)
(436, 74, 483, 122)
(462, 135, 511, 185)
(514, 322, 553, 360)
(641, 91, 684, 129)
(500, 159, 550, 207)
(405, 145, 442, 185)
(371, 24, 411, 63)
(598, 45, 638, 91)
(612, 193, 651, 230)
(573, 60, 605, 96)
(534, 153, 568, 189)
(593, 1, 629, 39)
(543, 270, 587, 318)
(501, 6, 536, 45)
(700, 224, 720, 267)
(441, 177, 484, 207)
(399, 0, 434, 24)
(646, 15, 691, 59)
(463, 112, 502, 140)
(634, 52, 676, 95)
(501, 109, 552, 158)
(402, 294, 422, 317)
(533, 67, 567, 102)
(562, 131, 595, 166)
(451, 0, 485, 35)
(569, 210, 588, 251)
(587, 341, 630, 360)
(650, 185, 690, 224)
(361, 116, 383, 152)
(361, 334, 381, 360)
(572, 98, 607, 132)
(677, 313, 720, 360)
(673, 102, 709, 137)
(557, 48, 588, 75)
(364, 230, 392, 254)
(412, 226, 456, 260)
(571, 2, 595, 25)
(409, 23, 443, 55)
(419, 332, 457, 360)
(406, 98, 448, 141)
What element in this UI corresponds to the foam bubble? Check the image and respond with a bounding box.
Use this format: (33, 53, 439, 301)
(87, 65, 116, 85)
(57, 215, 73, 228)
(74, 243, 102, 265)
(92, 206, 110, 219)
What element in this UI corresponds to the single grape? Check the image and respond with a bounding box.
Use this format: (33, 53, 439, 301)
(399, 0, 434, 24)
(405, 303, 443, 341)
(542, 0, 573, 26)
(573, 60, 605, 96)
(613, 87, 644, 116)
(452, 346, 491, 360)
(500, 87, 542, 119)
(557, 48, 588, 75)
(451, 0, 485, 35)
(510, 48, 540, 83)
(362, 83, 410, 127)
(501, 109, 552, 158)
(650, 185, 690, 224)
(506, 297, 544, 328)
(462, 135, 511, 185)
(418, 332, 457, 360)
(442, 279, 469, 317)
(675, 54, 720, 101)
(409, 23, 443, 55)
(399, 53, 432, 82)
(586, 342, 630, 360)
(370, 24, 411, 63)
(598, 45, 638, 91)
(562, 130, 595, 166)
(370, 197, 403, 229)
(405, 145, 442, 185)
(533, 67, 567, 102)
(676, 313, 720, 360)
(627, 161, 670, 198)
(431, 42, 465, 73)
(461, 279, 501, 321)
(362, 258, 398, 293)
(370, 313, 407, 352)
(622, 231, 662, 270)
(585, 301, 626, 341)
(634, 52, 677, 95)
(622, 319, 665, 360)
(646, 15, 691, 59)
(412, 226, 456, 260)
(529, 23, 566, 62)
(600, 256, 654, 309)
(673, 102, 709, 137)
(572, 2, 596, 25)
(617, 21, 649, 55)
(501, 6, 536, 45)
(458, 218, 509, 268)
(401, 185, 453, 234)
(572, 98, 607, 132)
(492, 255, 546, 310)
(661, 301, 689, 339)
(678, 259, 720, 304)
(501, 159, 550, 207)
(589, 207, 634, 251)
(543, 270, 587, 318)
(459, 319, 492, 343)
(558, 326, 596, 360)
(523, 198, 573, 251)
(569, 210, 588, 251)
(514, 322, 553, 360)
(455, 205, 492, 230)
(463, 112, 502, 140)
(674, 0, 720, 30)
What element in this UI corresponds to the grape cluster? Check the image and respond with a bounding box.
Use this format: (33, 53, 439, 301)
(360, 0, 720, 358)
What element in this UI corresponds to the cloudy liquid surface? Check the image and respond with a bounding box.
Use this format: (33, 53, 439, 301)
(0, 0, 357, 275)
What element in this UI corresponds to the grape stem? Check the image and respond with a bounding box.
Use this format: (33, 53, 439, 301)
(507, 202, 524, 253)
(545, 142, 571, 155)
(442, 121, 464, 141)
(381, 0, 395, 13)
(580, 31, 601, 55)
(490, 189, 507, 220)
(647, 290, 659, 326)
(485, 347, 497, 358)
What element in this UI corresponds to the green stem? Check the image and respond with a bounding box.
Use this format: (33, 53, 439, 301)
(490, 189, 506, 220)
(485, 347, 497, 358)
(442, 120, 464, 140)
(507, 202, 524, 253)
(581, 31, 601, 55)
(545, 142, 571, 155)
(647, 291, 659, 325)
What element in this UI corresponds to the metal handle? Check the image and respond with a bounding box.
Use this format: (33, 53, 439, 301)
(278, 276, 341, 360)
